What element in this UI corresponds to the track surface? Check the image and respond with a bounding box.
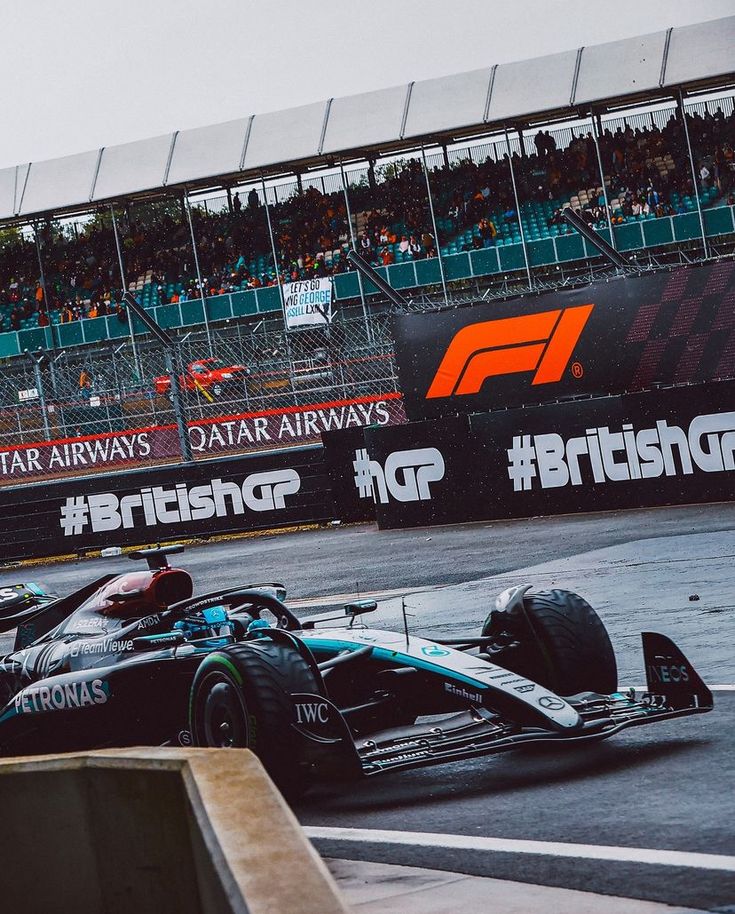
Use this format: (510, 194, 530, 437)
(6, 501, 735, 599)
(2, 502, 734, 909)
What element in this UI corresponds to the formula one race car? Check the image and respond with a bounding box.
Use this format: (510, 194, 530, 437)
(0, 546, 713, 797)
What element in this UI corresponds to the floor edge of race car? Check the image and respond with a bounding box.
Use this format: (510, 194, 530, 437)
(323, 857, 714, 913)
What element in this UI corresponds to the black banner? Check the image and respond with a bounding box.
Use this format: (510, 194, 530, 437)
(394, 262, 735, 421)
(348, 380, 735, 529)
(0, 447, 332, 561)
(321, 427, 373, 523)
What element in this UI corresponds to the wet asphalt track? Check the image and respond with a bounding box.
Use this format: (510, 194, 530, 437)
(2, 502, 734, 909)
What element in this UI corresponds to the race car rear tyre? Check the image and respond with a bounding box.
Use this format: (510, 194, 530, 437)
(190, 640, 319, 799)
(483, 589, 618, 696)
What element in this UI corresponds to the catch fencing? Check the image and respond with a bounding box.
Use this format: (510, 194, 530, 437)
(0, 312, 402, 485)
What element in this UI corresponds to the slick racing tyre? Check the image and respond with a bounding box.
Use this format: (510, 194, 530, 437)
(483, 589, 618, 696)
(190, 641, 319, 798)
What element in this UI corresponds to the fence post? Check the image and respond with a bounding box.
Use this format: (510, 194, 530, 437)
(165, 347, 193, 463)
(123, 292, 193, 463)
(27, 351, 51, 441)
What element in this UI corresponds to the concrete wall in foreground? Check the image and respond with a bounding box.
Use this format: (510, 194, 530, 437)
(0, 748, 348, 914)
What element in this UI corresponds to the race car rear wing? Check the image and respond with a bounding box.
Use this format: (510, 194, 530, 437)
(10, 575, 117, 650)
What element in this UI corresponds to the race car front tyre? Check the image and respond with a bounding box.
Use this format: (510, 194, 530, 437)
(483, 589, 618, 696)
(189, 641, 320, 798)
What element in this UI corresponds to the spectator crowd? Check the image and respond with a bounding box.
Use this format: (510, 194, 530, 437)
(0, 104, 733, 332)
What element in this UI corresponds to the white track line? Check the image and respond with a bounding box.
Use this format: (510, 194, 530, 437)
(304, 827, 735, 872)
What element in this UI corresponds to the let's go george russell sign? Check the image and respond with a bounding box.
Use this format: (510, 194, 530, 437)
(283, 277, 333, 329)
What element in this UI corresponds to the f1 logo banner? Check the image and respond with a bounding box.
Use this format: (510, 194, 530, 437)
(426, 305, 593, 398)
(393, 262, 735, 421)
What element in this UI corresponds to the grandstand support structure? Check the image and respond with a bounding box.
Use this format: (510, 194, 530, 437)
(420, 146, 449, 305)
(339, 163, 371, 335)
(110, 202, 141, 377)
(678, 87, 710, 258)
(183, 192, 213, 356)
(347, 251, 409, 309)
(561, 209, 628, 268)
(504, 128, 533, 289)
(261, 174, 287, 317)
(590, 113, 617, 247)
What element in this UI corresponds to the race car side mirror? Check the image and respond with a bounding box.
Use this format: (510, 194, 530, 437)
(344, 600, 378, 617)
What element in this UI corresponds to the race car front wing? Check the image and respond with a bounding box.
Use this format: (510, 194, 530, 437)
(291, 631, 714, 779)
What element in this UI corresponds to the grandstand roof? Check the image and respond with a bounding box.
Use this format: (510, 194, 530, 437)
(1, 15, 733, 222)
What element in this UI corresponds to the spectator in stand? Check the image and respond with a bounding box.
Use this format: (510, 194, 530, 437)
(478, 217, 497, 247)
(233, 192, 242, 214)
(398, 235, 410, 255)
(548, 208, 565, 228)
(699, 163, 712, 191)
(421, 231, 435, 257)
(79, 368, 93, 399)
(380, 246, 394, 266)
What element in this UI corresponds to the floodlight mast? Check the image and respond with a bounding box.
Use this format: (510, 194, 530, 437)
(122, 292, 193, 463)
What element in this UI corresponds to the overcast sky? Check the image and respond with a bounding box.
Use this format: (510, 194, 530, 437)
(1, 0, 733, 170)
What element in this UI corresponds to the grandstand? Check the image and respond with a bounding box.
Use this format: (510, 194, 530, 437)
(0, 15, 733, 471)
(0, 17, 733, 354)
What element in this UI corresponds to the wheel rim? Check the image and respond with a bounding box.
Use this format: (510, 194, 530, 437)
(199, 673, 250, 748)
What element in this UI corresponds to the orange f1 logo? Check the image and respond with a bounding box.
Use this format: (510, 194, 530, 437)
(426, 305, 594, 398)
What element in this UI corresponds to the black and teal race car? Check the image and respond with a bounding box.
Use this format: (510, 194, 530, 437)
(0, 546, 713, 797)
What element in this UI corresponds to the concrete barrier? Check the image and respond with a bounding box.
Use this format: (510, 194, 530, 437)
(0, 747, 348, 914)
